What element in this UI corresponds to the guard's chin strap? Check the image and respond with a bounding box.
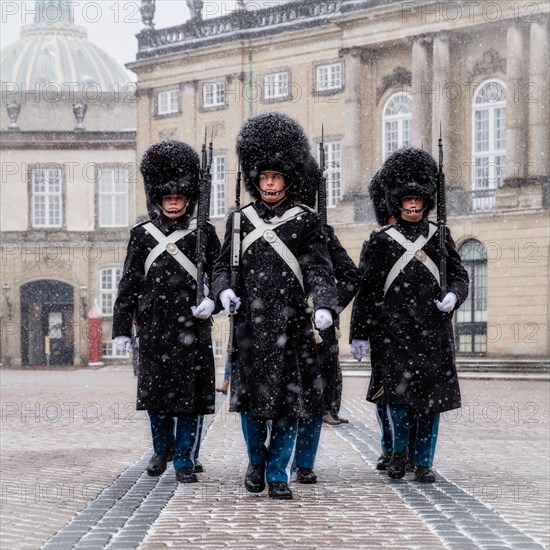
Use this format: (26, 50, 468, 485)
(253, 181, 294, 199)
(160, 205, 187, 217)
(400, 207, 426, 215)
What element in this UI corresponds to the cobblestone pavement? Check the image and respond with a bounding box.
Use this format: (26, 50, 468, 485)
(0, 367, 548, 549)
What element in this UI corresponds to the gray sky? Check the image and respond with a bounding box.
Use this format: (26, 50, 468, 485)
(0, 1, 243, 78)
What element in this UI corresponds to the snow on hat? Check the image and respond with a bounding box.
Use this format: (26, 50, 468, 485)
(237, 111, 310, 200)
(294, 154, 320, 209)
(379, 147, 438, 218)
(140, 140, 200, 214)
(368, 168, 391, 226)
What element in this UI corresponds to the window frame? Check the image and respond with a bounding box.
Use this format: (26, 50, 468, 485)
(318, 140, 343, 209)
(202, 81, 226, 109)
(210, 155, 226, 218)
(314, 61, 343, 93)
(263, 71, 290, 101)
(30, 165, 64, 229)
(156, 88, 180, 117)
(99, 267, 123, 317)
(97, 165, 129, 228)
(381, 92, 412, 161)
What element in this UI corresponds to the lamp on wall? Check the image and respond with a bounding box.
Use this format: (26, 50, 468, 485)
(80, 285, 88, 319)
(2, 283, 13, 320)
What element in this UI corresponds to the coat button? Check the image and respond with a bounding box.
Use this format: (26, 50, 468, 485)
(155, 278, 160, 282)
(280, 289, 285, 294)
(292, 234, 297, 239)
(250, 269, 255, 275)
(282, 271, 287, 277)
(161, 295, 166, 300)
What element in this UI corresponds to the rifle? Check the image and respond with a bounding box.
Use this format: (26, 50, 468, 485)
(195, 128, 213, 306)
(226, 152, 242, 363)
(318, 125, 328, 226)
(437, 124, 448, 300)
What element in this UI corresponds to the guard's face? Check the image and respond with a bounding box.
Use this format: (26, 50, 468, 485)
(400, 196, 424, 222)
(258, 171, 286, 203)
(161, 195, 187, 219)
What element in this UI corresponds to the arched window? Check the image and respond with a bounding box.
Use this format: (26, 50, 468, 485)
(472, 80, 507, 210)
(382, 93, 412, 160)
(457, 239, 488, 354)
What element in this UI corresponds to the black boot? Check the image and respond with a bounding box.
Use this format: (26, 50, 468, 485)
(376, 450, 392, 471)
(268, 482, 293, 500)
(194, 460, 204, 473)
(244, 463, 266, 493)
(175, 467, 198, 483)
(387, 449, 408, 479)
(414, 466, 436, 483)
(146, 449, 173, 477)
(296, 468, 317, 484)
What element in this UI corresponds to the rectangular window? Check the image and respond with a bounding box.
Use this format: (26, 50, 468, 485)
(100, 267, 122, 316)
(210, 156, 226, 218)
(213, 340, 223, 358)
(203, 82, 226, 107)
(102, 341, 129, 358)
(315, 63, 342, 91)
(157, 89, 179, 115)
(98, 168, 128, 227)
(320, 141, 342, 208)
(32, 168, 62, 227)
(264, 72, 289, 100)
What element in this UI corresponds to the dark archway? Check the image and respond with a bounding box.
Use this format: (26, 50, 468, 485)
(21, 281, 74, 366)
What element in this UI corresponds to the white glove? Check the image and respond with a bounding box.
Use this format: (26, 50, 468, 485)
(314, 308, 333, 331)
(219, 288, 241, 314)
(114, 336, 132, 353)
(192, 297, 215, 319)
(350, 339, 369, 362)
(203, 284, 210, 297)
(435, 292, 458, 313)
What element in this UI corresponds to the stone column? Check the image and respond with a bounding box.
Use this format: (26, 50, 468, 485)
(528, 19, 549, 181)
(505, 23, 528, 182)
(411, 36, 432, 151)
(431, 34, 451, 161)
(339, 47, 364, 195)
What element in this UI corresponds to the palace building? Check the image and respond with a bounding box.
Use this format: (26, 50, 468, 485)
(128, 0, 549, 368)
(1, 0, 548, 370)
(0, 0, 136, 367)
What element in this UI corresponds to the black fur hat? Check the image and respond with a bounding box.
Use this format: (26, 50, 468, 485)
(237, 112, 310, 200)
(379, 148, 438, 218)
(140, 140, 200, 215)
(368, 168, 390, 226)
(294, 154, 320, 208)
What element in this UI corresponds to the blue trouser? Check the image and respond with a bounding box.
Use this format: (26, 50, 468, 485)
(295, 414, 323, 470)
(376, 400, 393, 453)
(240, 412, 298, 483)
(148, 410, 203, 470)
(387, 404, 440, 468)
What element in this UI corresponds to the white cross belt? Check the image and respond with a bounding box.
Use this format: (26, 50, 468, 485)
(383, 225, 440, 296)
(143, 220, 198, 280)
(241, 205, 304, 290)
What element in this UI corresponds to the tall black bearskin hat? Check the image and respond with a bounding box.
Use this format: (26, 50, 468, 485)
(368, 168, 391, 226)
(294, 154, 320, 208)
(140, 140, 200, 215)
(236, 112, 310, 200)
(379, 147, 438, 218)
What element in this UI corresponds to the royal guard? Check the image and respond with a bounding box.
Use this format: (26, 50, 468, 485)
(113, 140, 221, 483)
(350, 148, 469, 483)
(212, 112, 338, 500)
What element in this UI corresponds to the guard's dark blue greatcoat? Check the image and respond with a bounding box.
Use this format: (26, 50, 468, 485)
(350, 217, 469, 414)
(113, 213, 221, 415)
(212, 197, 338, 420)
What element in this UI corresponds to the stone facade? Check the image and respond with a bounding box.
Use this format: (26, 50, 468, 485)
(127, 0, 549, 362)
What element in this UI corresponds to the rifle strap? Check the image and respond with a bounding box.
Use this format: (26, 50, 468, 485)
(383, 224, 439, 296)
(241, 205, 304, 290)
(143, 220, 198, 280)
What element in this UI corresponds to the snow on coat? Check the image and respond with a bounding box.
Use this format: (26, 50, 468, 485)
(113, 213, 221, 415)
(212, 198, 338, 420)
(350, 217, 469, 413)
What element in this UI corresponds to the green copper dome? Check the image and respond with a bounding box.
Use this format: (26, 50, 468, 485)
(1, 0, 131, 91)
